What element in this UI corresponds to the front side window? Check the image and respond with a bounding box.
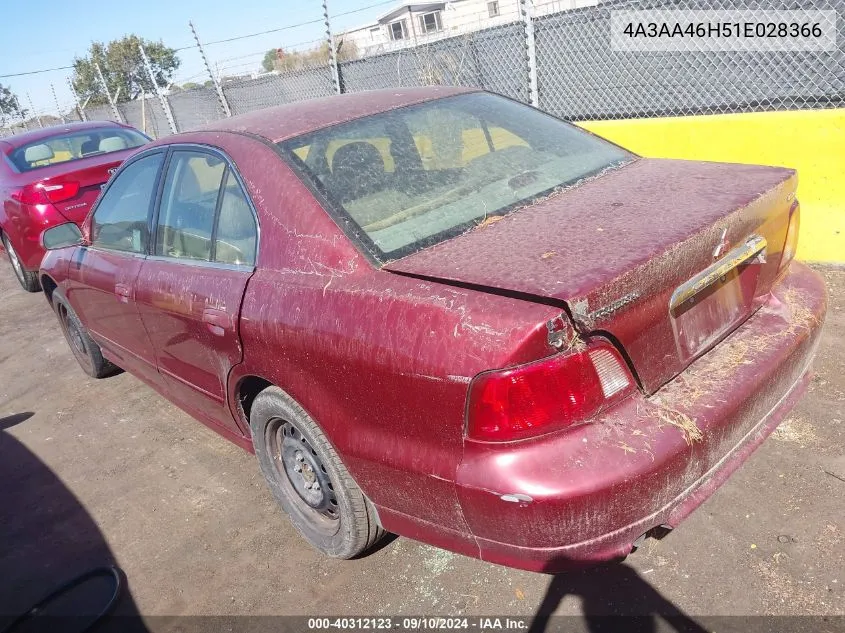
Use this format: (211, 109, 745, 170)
(488, 1, 500, 17)
(9, 127, 148, 173)
(156, 151, 226, 261)
(279, 93, 633, 263)
(91, 152, 163, 253)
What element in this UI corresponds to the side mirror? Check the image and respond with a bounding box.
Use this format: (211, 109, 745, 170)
(42, 223, 85, 250)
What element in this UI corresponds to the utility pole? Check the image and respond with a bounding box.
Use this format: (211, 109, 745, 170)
(322, 0, 341, 94)
(95, 62, 124, 123)
(190, 21, 232, 117)
(50, 84, 66, 124)
(139, 42, 178, 134)
(67, 78, 87, 121)
(27, 94, 43, 128)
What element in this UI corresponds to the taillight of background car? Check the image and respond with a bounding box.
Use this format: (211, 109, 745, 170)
(11, 182, 80, 205)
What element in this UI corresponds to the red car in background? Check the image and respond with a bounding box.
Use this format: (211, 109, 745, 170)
(38, 88, 825, 572)
(0, 121, 148, 291)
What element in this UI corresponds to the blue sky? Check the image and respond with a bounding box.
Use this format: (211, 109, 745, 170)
(0, 0, 391, 120)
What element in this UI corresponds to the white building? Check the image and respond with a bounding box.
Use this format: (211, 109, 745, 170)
(340, 0, 599, 57)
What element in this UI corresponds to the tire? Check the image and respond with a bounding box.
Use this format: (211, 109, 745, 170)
(2, 233, 40, 292)
(250, 386, 385, 559)
(55, 298, 118, 379)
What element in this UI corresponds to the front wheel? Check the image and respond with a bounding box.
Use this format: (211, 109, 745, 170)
(2, 233, 40, 292)
(250, 386, 385, 558)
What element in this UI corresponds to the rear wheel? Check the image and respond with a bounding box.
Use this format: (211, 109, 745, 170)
(2, 233, 40, 292)
(56, 299, 118, 379)
(250, 386, 385, 558)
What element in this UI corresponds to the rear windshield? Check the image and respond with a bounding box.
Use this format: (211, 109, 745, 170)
(278, 92, 632, 263)
(8, 127, 148, 173)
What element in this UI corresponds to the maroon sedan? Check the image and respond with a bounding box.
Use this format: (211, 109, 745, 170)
(1, 121, 148, 291)
(38, 87, 826, 572)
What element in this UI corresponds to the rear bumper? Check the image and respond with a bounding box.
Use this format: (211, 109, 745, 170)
(4, 203, 69, 271)
(456, 261, 827, 573)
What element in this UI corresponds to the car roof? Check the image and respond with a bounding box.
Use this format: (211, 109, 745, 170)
(195, 86, 479, 143)
(1, 121, 132, 149)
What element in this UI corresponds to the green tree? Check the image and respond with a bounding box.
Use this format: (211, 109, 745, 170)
(72, 35, 180, 105)
(0, 83, 26, 126)
(262, 49, 280, 73)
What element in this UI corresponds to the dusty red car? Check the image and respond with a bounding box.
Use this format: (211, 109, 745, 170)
(38, 87, 826, 572)
(1, 121, 148, 291)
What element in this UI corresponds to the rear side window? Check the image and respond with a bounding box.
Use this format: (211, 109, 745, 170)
(215, 171, 257, 267)
(91, 153, 163, 253)
(156, 151, 226, 261)
(9, 128, 148, 172)
(153, 149, 257, 267)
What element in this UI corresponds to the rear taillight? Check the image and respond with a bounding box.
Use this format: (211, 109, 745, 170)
(778, 201, 800, 273)
(10, 182, 79, 206)
(466, 341, 635, 442)
(42, 181, 80, 204)
(11, 184, 47, 205)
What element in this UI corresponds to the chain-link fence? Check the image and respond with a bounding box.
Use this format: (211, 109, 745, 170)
(224, 66, 336, 115)
(535, 0, 845, 120)
(339, 21, 531, 103)
(2, 0, 843, 139)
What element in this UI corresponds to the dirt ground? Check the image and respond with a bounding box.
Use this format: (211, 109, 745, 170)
(0, 260, 843, 629)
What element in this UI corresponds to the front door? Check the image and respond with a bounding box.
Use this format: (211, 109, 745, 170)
(67, 151, 165, 389)
(134, 149, 258, 437)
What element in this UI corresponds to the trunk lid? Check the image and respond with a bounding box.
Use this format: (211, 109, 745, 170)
(385, 158, 797, 393)
(37, 154, 130, 224)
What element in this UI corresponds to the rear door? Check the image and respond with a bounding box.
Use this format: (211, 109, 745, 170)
(134, 147, 258, 437)
(67, 150, 165, 390)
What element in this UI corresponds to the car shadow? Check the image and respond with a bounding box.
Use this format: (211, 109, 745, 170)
(0, 412, 148, 632)
(528, 561, 708, 633)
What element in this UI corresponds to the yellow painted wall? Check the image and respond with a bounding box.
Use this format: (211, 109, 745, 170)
(579, 109, 845, 263)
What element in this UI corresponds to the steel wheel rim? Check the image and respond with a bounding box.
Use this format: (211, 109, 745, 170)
(5, 238, 24, 284)
(60, 309, 93, 372)
(265, 417, 340, 533)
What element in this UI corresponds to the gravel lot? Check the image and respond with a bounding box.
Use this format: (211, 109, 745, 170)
(1, 259, 843, 630)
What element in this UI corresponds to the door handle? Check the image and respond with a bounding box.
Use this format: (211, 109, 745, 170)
(202, 308, 230, 336)
(115, 283, 132, 304)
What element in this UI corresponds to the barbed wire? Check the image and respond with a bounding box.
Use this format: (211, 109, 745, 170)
(1, 0, 406, 80)
(5, 0, 843, 138)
